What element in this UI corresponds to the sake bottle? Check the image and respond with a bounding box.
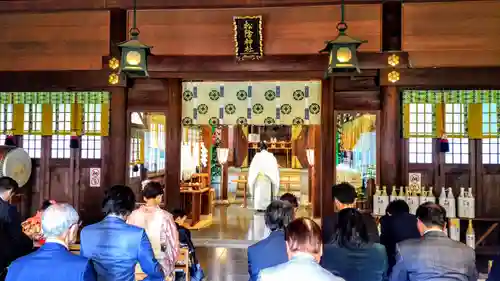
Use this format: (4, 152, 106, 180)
(449, 218, 460, 241)
(439, 187, 448, 215)
(447, 187, 456, 218)
(427, 187, 436, 203)
(380, 186, 389, 215)
(404, 186, 410, 206)
(398, 186, 405, 201)
(419, 187, 427, 205)
(390, 186, 397, 202)
(373, 186, 381, 216)
(467, 187, 475, 219)
(458, 187, 466, 218)
(466, 220, 475, 249)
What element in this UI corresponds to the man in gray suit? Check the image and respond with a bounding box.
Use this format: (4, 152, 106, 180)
(258, 218, 344, 281)
(390, 202, 477, 281)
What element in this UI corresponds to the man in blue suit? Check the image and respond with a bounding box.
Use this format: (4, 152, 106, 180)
(248, 200, 294, 281)
(6, 203, 96, 281)
(488, 256, 500, 281)
(80, 185, 164, 281)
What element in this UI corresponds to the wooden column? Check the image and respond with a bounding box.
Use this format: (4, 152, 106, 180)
(320, 78, 335, 224)
(380, 86, 401, 187)
(108, 87, 128, 186)
(164, 78, 182, 211)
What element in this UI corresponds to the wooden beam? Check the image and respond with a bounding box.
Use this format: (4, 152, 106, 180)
(0, 0, 481, 12)
(380, 86, 401, 187)
(144, 53, 409, 76)
(108, 87, 128, 186)
(0, 70, 110, 92)
(381, 68, 500, 87)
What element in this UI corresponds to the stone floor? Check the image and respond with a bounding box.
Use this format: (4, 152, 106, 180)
(197, 247, 248, 281)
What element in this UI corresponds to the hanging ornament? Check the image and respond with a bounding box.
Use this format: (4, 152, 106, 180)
(439, 134, 449, 153)
(4, 131, 15, 146)
(201, 142, 208, 167)
(70, 131, 79, 149)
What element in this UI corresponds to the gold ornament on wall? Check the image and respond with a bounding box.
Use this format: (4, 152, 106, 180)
(388, 54, 400, 67)
(388, 70, 400, 83)
(109, 58, 120, 70)
(108, 73, 119, 85)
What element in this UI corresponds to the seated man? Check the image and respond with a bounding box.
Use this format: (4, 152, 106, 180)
(280, 193, 299, 216)
(80, 185, 164, 281)
(258, 217, 344, 281)
(248, 201, 294, 281)
(390, 202, 477, 281)
(6, 203, 96, 281)
(380, 200, 420, 274)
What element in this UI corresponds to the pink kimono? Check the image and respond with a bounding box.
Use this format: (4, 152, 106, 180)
(127, 205, 180, 276)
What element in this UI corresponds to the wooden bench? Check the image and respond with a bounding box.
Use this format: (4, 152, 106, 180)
(136, 247, 190, 281)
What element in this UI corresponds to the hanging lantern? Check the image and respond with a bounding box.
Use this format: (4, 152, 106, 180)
(118, 0, 152, 78)
(319, 0, 367, 75)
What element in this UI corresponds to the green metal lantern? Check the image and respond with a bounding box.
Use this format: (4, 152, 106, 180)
(319, 0, 367, 75)
(118, 28, 152, 78)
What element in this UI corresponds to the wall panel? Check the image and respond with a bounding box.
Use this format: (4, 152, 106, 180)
(129, 5, 381, 56)
(403, 1, 500, 67)
(0, 11, 110, 71)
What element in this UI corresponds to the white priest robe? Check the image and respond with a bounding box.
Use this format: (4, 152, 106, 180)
(247, 150, 280, 210)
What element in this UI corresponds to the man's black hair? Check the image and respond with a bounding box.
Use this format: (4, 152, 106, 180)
(386, 200, 410, 215)
(40, 200, 54, 211)
(0, 176, 19, 194)
(172, 209, 187, 220)
(331, 182, 357, 204)
(280, 193, 299, 208)
(416, 202, 447, 228)
(259, 141, 267, 151)
(102, 185, 136, 216)
(264, 200, 294, 231)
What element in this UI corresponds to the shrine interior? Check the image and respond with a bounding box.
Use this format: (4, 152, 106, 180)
(0, 0, 499, 280)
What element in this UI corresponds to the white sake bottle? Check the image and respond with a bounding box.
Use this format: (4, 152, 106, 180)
(449, 218, 460, 241)
(447, 187, 456, 218)
(390, 186, 397, 202)
(419, 187, 427, 205)
(439, 187, 448, 215)
(458, 187, 466, 218)
(466, 220, 475, 249)
(380, 186, 389, 215)
(404, 186, 411, 206)
(373, 186, 381, 216)
(467, 187, 475, 219)
(427, 187, 436, 203)
(408, 189, 419, 215)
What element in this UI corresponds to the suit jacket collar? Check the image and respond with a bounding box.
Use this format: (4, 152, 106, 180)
(423, 229, 447, 238)
(41, 242, 69, 252)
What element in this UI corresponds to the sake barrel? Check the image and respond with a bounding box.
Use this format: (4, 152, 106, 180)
(0, 146, 32, 187)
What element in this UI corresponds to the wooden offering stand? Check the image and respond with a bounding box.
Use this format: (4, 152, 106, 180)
(180, 173, 214, 229)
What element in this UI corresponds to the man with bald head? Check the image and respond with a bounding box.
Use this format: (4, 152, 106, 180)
(5, 203, 96, 281)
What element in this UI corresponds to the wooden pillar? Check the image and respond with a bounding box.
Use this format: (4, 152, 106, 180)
(313, 125, 321, 217)
(108, 87, 128, 186)
(164, 78, 182, 211)
(381, 0, 403, 188)
(320, 78, 335, 224)
(380, 86, 401, 187)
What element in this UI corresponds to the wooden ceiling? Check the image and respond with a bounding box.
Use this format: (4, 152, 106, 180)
(0, 0, 482, 12)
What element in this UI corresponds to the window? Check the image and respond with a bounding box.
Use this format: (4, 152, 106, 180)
(482, 103, 500, 164)
(81, 136, 101, 159)
(53, 104, 72, 134)
(22, 135, 42, 158)
(23, 104, 42, 133)
(408, 104, 433, 163)
(409, 138, 433, 164)
(145, 123, 165, 173)
(0, 104, 13, 143)
(82, 104, 102, 159)
(0, 135, 6, 145)
(130, 137, 140, 177)
(445, 104, 468, 164)
(51, 135, 70, 159)
(22, 105, 42, 158)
